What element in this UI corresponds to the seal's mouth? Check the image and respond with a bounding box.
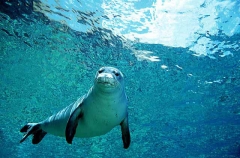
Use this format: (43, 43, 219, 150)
(96, 73, 118, 87)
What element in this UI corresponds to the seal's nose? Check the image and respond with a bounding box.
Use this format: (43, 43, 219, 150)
(96, 73, 116, 86)
(97, 73, 114, 79)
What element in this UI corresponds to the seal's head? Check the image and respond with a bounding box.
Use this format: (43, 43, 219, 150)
(94, 67, 124, 92)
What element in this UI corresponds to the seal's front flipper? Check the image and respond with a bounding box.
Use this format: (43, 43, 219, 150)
(65, 104, 83, 144)
(120, 115, 131, 149)
(20, 123, 47, 144)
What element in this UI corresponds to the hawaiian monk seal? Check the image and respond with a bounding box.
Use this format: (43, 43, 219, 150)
(20, 67, 130, 149)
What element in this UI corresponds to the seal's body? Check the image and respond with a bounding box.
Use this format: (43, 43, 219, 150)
(20, 67, 130, 149)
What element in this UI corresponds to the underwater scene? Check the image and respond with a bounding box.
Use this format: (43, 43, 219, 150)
(0, 0, 240, 157)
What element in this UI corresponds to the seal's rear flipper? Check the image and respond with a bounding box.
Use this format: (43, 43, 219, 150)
(120, 115, 131, 149)
(20, 123, 47, 144)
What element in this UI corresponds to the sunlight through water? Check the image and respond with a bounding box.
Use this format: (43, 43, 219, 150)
(33, 0, 240, 60)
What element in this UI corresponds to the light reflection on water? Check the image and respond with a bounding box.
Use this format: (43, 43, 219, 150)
(34, 0, 240, 60)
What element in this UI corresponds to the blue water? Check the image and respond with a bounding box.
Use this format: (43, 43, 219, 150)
(0, 0, 240, 157)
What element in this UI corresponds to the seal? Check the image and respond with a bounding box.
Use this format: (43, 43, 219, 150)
(19, 67, 130, 149)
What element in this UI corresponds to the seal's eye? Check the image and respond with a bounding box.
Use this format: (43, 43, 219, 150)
(98, 69, 104, 73)
(114, 71, 120, 77)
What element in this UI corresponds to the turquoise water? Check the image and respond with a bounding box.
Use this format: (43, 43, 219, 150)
(1, 0, 240, 157)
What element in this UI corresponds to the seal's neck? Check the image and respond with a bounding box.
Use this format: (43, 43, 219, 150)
(91, 85, 125, 100)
